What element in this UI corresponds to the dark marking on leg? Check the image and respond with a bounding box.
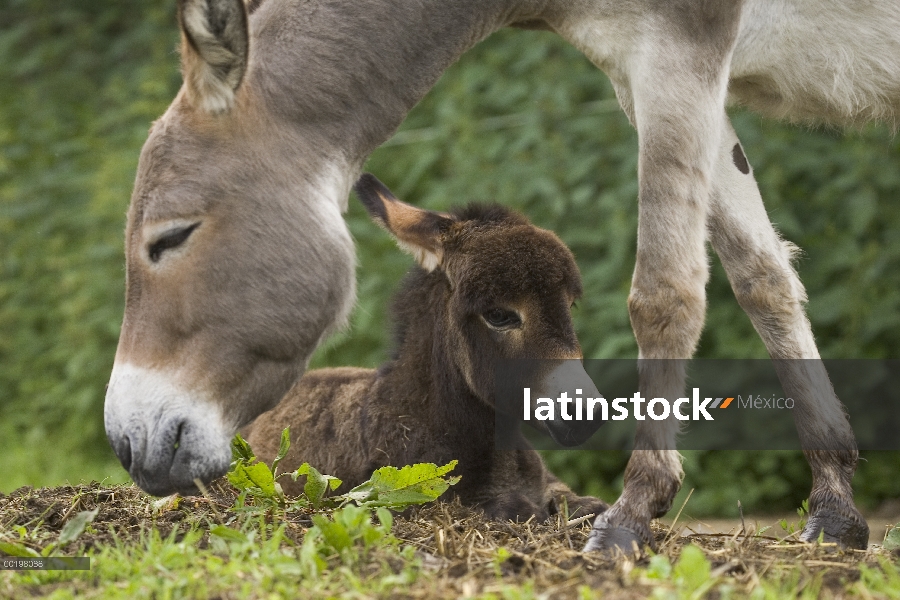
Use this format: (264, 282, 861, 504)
(732, 143, 750, 174)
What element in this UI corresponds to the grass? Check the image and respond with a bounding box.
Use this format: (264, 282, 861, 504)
(2, 480, 899, 599)
(2, 434, 899, 598)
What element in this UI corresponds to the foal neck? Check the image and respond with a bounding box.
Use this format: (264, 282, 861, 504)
(386, 269, 496, 439)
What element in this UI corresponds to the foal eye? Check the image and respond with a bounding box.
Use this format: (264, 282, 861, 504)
(148, 223, 200, 263)
(482, 308, 521, 330)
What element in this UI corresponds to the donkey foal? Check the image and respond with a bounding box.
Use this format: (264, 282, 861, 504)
(246, 174, 607, 522)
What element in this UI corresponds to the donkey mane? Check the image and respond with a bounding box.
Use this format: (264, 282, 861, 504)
(448, 202, 529, 226)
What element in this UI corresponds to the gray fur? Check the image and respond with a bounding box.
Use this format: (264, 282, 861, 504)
(108, 0, 894, 551)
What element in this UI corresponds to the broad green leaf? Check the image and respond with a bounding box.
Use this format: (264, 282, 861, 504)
(341, 460, 460, 509)
(231, 434, 255, 463)
(58, 508, 99, 546)
(0, 540, 40, 557)
(294, 463, 342, 507)
(884, 526, 900, 551)
(228, 461, 276, 497)
(271, 427, 292, 473)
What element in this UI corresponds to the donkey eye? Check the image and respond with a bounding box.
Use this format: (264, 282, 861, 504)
(148, 223, 200, 263)
(482, 308, 521, 330)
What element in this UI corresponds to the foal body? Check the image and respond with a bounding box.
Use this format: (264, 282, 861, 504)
(247, 175, 607, 521)
(106, 0, 900, 551)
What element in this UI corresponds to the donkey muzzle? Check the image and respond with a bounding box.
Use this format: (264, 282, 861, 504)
(104, 362, 233, 496)
(534, 360, 605, 447)
(498, 359, 605, 447)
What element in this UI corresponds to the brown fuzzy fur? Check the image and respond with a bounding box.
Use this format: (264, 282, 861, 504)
(245, 175, 607, 522)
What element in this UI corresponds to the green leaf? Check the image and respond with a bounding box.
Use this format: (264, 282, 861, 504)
(210, 526, 249, 543)
(311, 514, 353, 552)
(334, 504, 369, 531)
(340, 460, 460, 509)
(58, 508, 99, 546)
(362, 523, 386, 546)
(0, 540, 40, 557)
(376, 507, 393, 532)
(884, 526, 900, 551)
(300, 533, 327, 576)
(231, 434, 255, 463)
(228, 461, 276, 497)
(674, 545, 713, 596)
(646, 554, 672, 580)
(296, 463, 326, 506)
(294, 463, 342, 507)
(271, 427, 291, 473)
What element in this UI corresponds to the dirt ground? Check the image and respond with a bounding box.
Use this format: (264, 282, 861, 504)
(1, 481, 898, 598)
(663, 516, 900, 547)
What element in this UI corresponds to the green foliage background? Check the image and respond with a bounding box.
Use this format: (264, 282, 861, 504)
(2, 1, 898, 516)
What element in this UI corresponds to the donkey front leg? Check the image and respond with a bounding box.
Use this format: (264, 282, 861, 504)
(707, 120, 868, 549)
(584, 18, 740, 552)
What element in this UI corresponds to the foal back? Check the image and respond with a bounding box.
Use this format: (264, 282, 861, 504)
(244, 367, 384, 494)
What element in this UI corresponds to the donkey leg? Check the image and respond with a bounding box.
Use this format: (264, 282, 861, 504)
(706, 120, 868, 549)
(583, 10, 743, 551)
(583, 369, 687, 552)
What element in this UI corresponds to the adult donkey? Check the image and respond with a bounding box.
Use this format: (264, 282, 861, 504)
(105, 0, 900, 553)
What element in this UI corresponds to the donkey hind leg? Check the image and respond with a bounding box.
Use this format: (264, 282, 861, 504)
(707, 120, 868, 549)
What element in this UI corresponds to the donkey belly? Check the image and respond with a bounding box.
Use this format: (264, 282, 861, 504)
(729, 0, 900, 125)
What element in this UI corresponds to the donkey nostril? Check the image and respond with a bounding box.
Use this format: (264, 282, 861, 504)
(117, 437, 133, 472)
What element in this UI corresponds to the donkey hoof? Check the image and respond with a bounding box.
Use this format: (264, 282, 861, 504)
(582, 519, 647, 556)
(800, 512, 869, 550)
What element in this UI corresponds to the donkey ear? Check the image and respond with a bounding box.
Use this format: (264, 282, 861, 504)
(178, 0, 249, 114)
(354, 174, 455, 272)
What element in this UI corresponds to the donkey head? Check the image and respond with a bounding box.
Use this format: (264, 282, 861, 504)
(104, 0, 357, 496)
(355, 174, 601, 446)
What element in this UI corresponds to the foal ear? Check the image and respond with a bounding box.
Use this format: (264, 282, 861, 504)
(178, 0, 249, 114)
(354, 174, 455, 272)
